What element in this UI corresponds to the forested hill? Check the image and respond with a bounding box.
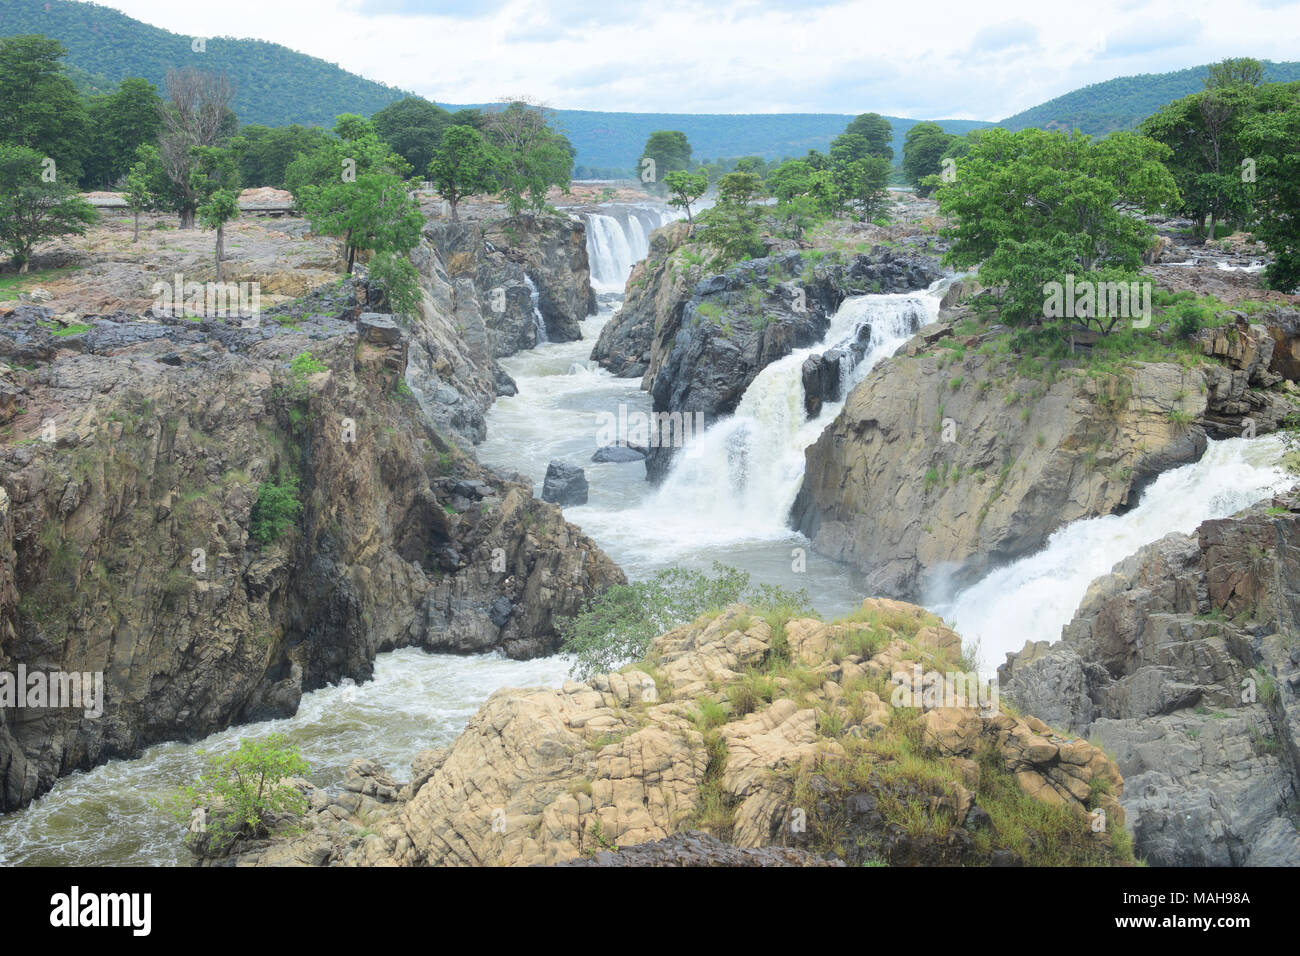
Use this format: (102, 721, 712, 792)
(1000, 60, 1300, 134)
(0, 0, 413, 126)
(438, 108, 991, 171)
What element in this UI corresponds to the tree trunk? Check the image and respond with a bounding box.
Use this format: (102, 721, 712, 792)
(450, 200, 459, 222)
(346, 245, 356, 275)
(180, 207, 195, 230)
(133, 211, 140, 243)
(215, 224, 224, 284)
(1206, 210, 1216, 242)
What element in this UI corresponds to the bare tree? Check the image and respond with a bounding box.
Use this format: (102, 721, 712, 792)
(158, 68, 235, 228)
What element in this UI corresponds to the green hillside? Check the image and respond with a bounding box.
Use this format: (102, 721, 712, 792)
(439, 106, 992, 173)
(1000, 60, 1300, 134)
(0, 0, 412, 126)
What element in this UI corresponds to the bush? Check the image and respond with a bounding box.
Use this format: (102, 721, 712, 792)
(249, 471, 302, 544)
(168, 733, 309, 854)
(559, 562, 813, 680)
(367, 250, 422, 318)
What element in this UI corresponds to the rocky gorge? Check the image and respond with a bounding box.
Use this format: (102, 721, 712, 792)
(0, 209, 622, 813)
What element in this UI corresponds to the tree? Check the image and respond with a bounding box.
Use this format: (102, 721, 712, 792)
(427, 124, 495, 220)
(0, 145, 97, 272)
(193, 146, 241, 283)
(371, 97, 453, 175)
(663, 169, 709, 234)
(1142, 84, 1259, 237)
(902, 122, 956, 195)
(1241, 82, 1300, 291)
(0, 36, 89, 183)
(935, 127, 1177, 326)
(82, 77, 163, 189)
(841, 112, 894, 160)
(300, 171, 423, 275)
(1205, 57, 1264, 90)
(482, 99, 573, 216)
(638, 130, 692, 193)
(236, 124, 327, 188)
(717, 171, 763, 207)
(836, 155, 891, 220)
(157, 68, 237, 228)
(168, 733, 309, 854)
(283, 114, 409, 199)
(124, 146, 160, 242)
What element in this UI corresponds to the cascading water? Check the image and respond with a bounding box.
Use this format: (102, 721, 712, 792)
(582, 205, 679, 292)
(934, 435, 1290, 673)
(523, 273, 548, 343)
(573, 283, 947, 556)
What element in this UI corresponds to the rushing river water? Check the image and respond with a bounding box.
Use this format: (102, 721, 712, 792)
(1, 202, 1291, 865)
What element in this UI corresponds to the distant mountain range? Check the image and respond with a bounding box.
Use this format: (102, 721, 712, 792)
(4, 0, 1298, 172)
(1000, 60, 1300, 134)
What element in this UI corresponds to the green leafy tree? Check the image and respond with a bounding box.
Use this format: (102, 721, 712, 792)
(638, 130, 693, 193)
(663, 169, 709, 234)
(194, 146, 241, 283)
(1241, 82, 1300, 291)
(367, 250, 422, 317)
(935, 127, 1177, 325)
(0, 144, 97, 272)
(840, 112, 894, 160)
(483, 99, 574, 216)
(427, 124, 496, 220)
(717, 170, 763, 207)
(902, 122, 957, 195)
(371, 96, 453, 174)
(1205, 57, 1265, 90)
(123, 145, 160, 242)
(82, 77, 162, 188)
(835, 155, 891, 220)
(0, 35, 89, 183)
(300, 171, 423, 274)
(236, 123, 328, 188)
(1142, 84, 1260, 237)
(168, 733, 309, 855)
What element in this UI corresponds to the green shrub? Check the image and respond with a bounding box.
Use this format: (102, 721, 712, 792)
(559, 563, 812, 681)
(168, 733, 309, 854)
(249, 471, 302, 544)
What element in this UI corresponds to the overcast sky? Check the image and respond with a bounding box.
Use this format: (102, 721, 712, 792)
(98, 0, 1300, 118)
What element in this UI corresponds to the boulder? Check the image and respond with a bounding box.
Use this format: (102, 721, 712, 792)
(541, 461, 589, 506)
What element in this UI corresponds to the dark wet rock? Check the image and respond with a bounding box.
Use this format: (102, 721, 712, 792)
(542, 461, 589, 506)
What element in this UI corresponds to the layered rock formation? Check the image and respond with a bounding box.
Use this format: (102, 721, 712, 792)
(792, 310, 1299, 600)
(1000, 490, 1300, 866)
(202, 599, 1131, 867)
(0, 301, 623, 812)
(594, 233, 941, 482)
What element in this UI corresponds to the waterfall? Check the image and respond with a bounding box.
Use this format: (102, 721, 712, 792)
(583, 205, 679, 292)
(523, 273, 548, 344)
(933, 435, 1290, 673)
(623, 283, 946, 548)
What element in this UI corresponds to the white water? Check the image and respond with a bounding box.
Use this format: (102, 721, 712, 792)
(523, 273, 548, 343)
(582, 205, 679, 292)
(0, 649, 570, 866)
(935, 435, 1290, 674)
(574, 284, 946, 559)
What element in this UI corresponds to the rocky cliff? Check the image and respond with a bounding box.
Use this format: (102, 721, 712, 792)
(792, 311, 1299, 600)
(199, 598, 1132, 867)
(593, 229, 942, 482)
(0, 301, 623, 813)
(999, 490, 1300, 866)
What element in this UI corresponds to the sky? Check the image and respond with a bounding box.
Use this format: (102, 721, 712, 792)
(94, 0, 1300, 119)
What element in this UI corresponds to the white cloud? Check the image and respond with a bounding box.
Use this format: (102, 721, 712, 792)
(97, 0, 1300, 118)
